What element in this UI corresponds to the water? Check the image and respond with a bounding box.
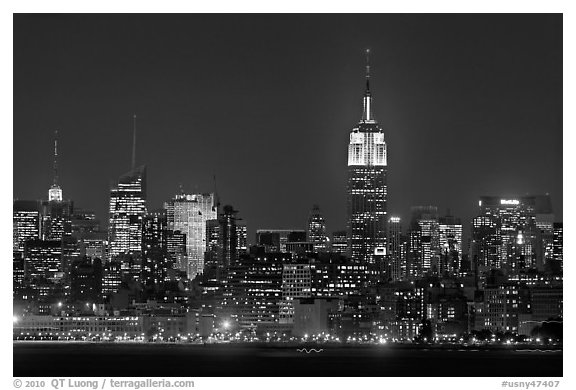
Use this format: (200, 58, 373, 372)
(13, 342, 562, 377)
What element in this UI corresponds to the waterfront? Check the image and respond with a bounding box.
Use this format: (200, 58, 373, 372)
(13, 342, 562, 377)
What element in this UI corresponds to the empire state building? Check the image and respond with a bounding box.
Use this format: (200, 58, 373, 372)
(347, 50, 388, 264)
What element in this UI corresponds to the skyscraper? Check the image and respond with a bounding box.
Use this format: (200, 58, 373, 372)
(171, 193, 217, 279)
(108, 165, 147, 259)
(205, 205, 247, 273)
(48, 130, 62, 202)
(42, 130, 73, 242)
(142, 209, 169, 286)
(387, 216, 405, 281)
(307, 204, 328, 252)
(347, 50, 388, 264)
(475, 195, 552, 273)
(108, 116, 147, 261)
(438, 213, 463, 275)
(408, 206, 440, 277)
(13, 200, 41, 253)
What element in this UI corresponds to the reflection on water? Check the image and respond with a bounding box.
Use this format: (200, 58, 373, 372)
(13, 342, 562, 377)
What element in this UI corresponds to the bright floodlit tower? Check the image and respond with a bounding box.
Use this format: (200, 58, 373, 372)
(347, 49, 388, 264)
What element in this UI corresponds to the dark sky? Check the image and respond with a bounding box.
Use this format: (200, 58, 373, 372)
(13, 14, 563, 242)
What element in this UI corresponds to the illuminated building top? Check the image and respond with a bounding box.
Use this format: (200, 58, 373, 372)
(348, 49, 387, 167)
(48, 130, 63, 202)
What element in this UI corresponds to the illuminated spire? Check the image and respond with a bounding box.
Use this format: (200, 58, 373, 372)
(361, 49, 374, 123)
(365, 48, 371, 93)
(48, 130, 63, 201)
(53, 130, 59, 186)
(132, 114, 137, 171)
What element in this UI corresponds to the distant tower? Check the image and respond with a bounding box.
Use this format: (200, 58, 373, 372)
(408, 206, 440, 278)
(206, 205, 247, 278)
(307, 204, 327, 252)
(387, 216, 404, 281)
(48, 130, 63, 202)
(108, 115, 147, 261)
(43, 130, 73, 241)
(172, 193, 217, 280)
(347, 49, 388, 264)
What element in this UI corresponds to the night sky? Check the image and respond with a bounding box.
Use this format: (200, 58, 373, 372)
(13, 14, 562, 242)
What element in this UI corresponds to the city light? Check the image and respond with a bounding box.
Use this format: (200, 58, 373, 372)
(10, 15, 563, 379)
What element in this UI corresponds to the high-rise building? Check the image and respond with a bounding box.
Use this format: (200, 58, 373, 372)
(108, 165, 147, 260)
(142, 209, 169, 286)
(24, 239, 63, 281)
(41, 130, 74, 242)
(48, 130, 63, 202)
(205, 205, 246, 274)
(172, 193, 217, 279)
(307, 205, 328, 252)
(13, 200, 41, 253)
(387, 216, 405, 281)
(408, 206, 440, 277)
(475, 195, 553, 273)
(438, 214, 463, 275)
(221, 254, 284, 329)
(108, 116, 147, 262)
(330, 230, 348, 254)
(166, 230, 187, 273)
(41, 200, 73, 242)
(470, 215, 501, 270)
(347, 50, 387, 264)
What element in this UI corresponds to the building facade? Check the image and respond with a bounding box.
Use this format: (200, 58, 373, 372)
(108, 166, 147, 260)
(347, 52, 387, 265)
(171, 193, 217, 279)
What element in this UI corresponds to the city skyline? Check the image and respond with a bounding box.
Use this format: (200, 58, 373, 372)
(12, 13, 563, 379)
(13, 14, 562, 240)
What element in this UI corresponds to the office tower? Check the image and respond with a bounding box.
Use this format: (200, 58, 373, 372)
(438, 214, 463, 275)
(407, 206, 440, 277)
(307, 204, 328, 252)
(330, 230, 348, 254)
(205, 205, 245, 273)
(387, 217, 405, 281)
(142, 209, 169, 286)
(172, 193, 217, 279)
(476, 195, 553, 273)
(108, 165, 147, 260)
(166, 230, 187, 273)
(255, 229, 306, 253)
(279, 264, 312, 324)
(347, 50, 387, 264)
(470, 215, 501, 270)
(24, 239, 63, 281)
(13, 200, 41, 252)
(108, 116, 147, 261)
